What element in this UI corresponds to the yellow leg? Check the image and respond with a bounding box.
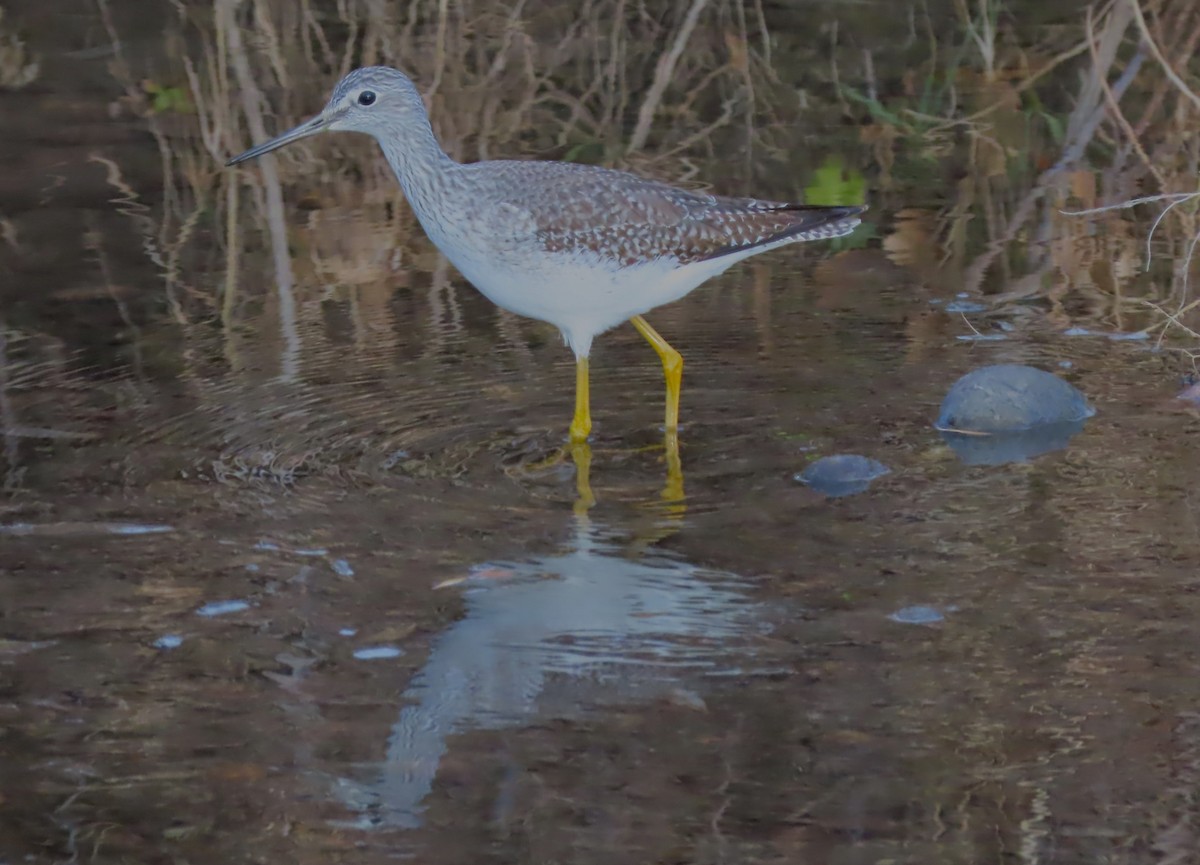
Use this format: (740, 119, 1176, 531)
(662, 430, 684, 505)
(630, 315, 682, 433)
(568, 441, 596, 515)
(568, 356, 592, 443)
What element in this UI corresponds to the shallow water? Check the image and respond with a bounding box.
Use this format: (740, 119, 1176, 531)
(4, 16, 1200, 865)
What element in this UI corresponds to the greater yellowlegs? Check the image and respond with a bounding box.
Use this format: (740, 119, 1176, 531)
(228, 67, 864, 443)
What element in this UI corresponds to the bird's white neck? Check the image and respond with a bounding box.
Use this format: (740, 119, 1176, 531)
(375, 116, 457, 222)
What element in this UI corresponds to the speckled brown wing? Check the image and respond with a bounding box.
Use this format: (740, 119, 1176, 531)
(686, 198, 865, 263)
(472, 161, 862, 267)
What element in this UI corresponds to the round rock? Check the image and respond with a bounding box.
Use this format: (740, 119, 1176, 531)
(936, 364, 1094, 434)
(795, 454, 890, 498)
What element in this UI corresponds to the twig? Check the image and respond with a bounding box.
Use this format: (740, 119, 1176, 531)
(1130, 0, 1200, 114)
(1087, 3, 1165, 189)
(1139, 297, 1200, 348)
(425, 0, 451, 102)
(1061, 192, 1200, 216)
(963, 9, 1142, 293)
(628, 0, 712, 152)
(1062, 191, 1200, 273)
(219, 0, 301, 381)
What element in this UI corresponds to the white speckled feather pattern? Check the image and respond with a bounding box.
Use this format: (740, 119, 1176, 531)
(384, 154, 862, 355)
(452, 160, 862, 266)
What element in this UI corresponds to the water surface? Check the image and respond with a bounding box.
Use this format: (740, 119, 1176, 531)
(2, 16, 1198, 865)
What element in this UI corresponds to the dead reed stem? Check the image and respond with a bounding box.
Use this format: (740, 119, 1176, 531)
(1056, 0, 1200, 345)
(219, 0, 301, 379)
(967, 0, 1140, 296)
(1130, 0, 1200, 114)
(629, 0, 712, 153)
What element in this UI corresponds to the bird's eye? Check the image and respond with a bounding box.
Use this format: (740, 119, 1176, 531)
(358, 90, 377, 106)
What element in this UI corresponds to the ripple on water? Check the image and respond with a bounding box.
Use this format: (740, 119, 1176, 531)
(195, 600, 252, 618)
(889, 605, 946, 625)
(130, 324, 538, 477)
(352, 646, 404, 660)
(955, 332, 1008, 342)
(0, 522, 174, 537)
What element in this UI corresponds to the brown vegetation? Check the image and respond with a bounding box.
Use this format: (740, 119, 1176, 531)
(83, 0, 1200, 355)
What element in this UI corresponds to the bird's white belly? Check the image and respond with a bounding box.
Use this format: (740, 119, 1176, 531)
(440, 244, 738, 357)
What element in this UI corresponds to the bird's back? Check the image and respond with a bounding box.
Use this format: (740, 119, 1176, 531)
(449, 159, 863, 268)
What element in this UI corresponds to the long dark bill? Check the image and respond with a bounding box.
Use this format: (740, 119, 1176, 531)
(226, 115, 329, 166)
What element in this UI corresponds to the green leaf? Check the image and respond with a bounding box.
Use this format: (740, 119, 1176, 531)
(805, 155, 866, 206)
(1040, 110, 1064, 145)
(146, 82, 193, 115)
(563, 140, 605, 164)
(838, 85, 912, 130)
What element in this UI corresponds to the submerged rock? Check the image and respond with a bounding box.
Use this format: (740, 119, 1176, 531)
(795, 454, 890, 497)
(888, 605, 945, 625)
(941, 421, 1088, 465)
(937, 364, 1094, 433)
(936, 364, 1094, 465)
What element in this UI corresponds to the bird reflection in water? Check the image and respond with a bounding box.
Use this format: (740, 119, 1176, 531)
(332, 437, 765, 829)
